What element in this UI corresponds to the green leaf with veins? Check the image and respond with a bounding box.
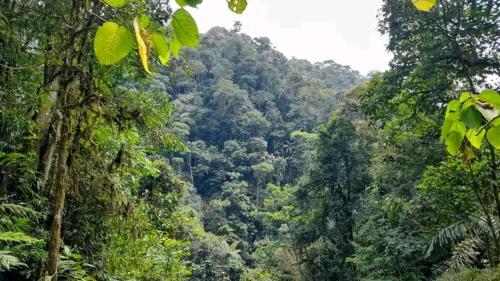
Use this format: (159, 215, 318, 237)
(172, 8, 199, 47)
(459, 106, 482, 129)
(94, 22, 133, 65)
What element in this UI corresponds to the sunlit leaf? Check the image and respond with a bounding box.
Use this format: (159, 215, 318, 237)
(133, 17, 151, 73)
(445, 100, 460, 119)
(227, 0, 247, 14)
(459, 106, 482, 129)
(102, 0, 129, 8)
(139, 15, 150, 28)
(446, 131, 464, 156)
(486, 126, 500, 149)
(478, 89, 500, 108)
(169, 31, 182, 56)
(412, 0, 436, 11)
(445, 121, 466, 156)
(465, 128, 485, 149)
(172, 8, 199, 47)
(459, 92, 472, 103)
(441, 118, 455, 140)
(176, 0, 202, 7)
(94, 22, 133, 65)
(152, 32, 170, 65)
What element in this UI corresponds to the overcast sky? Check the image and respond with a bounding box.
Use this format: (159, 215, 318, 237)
(173, 0, 392, 75)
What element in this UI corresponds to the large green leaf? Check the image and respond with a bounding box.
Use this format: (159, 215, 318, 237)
(94, 22, 133, 65)
(444, 121, 466, 155)
(227, 0, 247, 14)
(445, 100, 460, 119)
(459, 92, 472, 103)
(465, 128, 485, 149)
(412, 0, 436, 11)
(478, 89, 500, 108)
(102, 0, 129, 8)
(446, 131, 464, 156)
(169, 32, 182, 56)
(441, 118, 455, 139)
(172, 8, 199, 47)
(176, 0, 202, 7)
(152, 32, 170, 65)
(486, 126, 500, 149)
(459, 106, 482, 129)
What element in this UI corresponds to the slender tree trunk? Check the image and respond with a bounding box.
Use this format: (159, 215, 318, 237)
(47, 112, 71, 279)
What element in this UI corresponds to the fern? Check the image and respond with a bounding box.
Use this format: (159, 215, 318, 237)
(0, 231, 41, 244)
(0, 250, 26, 271)
(0, 203, 38, 218)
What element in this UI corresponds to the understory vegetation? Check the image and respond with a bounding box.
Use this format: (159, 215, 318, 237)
(0, 0, 499, 280)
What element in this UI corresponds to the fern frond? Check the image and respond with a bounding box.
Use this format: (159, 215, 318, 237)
(0, 203, 38, 218)
(426, 223, 468, 258)
(447, 238, 482, 271)
(0, 250, 26, 271)
(0, 231, 41, 244)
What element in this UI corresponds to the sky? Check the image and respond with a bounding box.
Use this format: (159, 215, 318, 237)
(173, 0, 393, 75)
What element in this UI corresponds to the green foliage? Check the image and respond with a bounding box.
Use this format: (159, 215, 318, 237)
(437, 266, 500, 281)
(0, 251, 26, 271)
(227, 0, 248, 14)
(93, 22, 134, 65)
(172, 9, 199, 47)
(102, 0, 129, 8)
(441, 90, 500, 156)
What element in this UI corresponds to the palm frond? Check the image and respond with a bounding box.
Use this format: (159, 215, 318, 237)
(426, 223, 468, 258)
(447, 237, 482, 271)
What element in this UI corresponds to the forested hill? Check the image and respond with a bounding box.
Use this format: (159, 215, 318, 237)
(167, 26, 364, 193)
(161, 26, 366, 279)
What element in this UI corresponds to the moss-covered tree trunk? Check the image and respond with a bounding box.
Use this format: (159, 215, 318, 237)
(38, 1, 96, 279)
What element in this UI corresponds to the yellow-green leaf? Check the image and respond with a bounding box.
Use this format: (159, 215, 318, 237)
(478, 89, 500, 108)
(172, 8, 199, 47)
(466, 128, 485, 149)
(412, 0, 436, 11)
(169, 31, 182, 56)
(486, 126, 500, 149)
(139, 15, 150, 28)
(459, 92, 472, 103)
(133, 17, 151, 73)
(446, 131, 464, 156)
(445, 121, 466, 155)
(102, 0, 129, 8)
(459, 106, 482, 129)
(152, 32, 170, 65)
(445, 100, 460, 120)
(176, 0, 202, 8)
(227, 0, 247, 14)
(94, 22, 133, 65)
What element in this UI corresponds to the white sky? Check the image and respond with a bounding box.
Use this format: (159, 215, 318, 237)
(173, 0, 392, 75)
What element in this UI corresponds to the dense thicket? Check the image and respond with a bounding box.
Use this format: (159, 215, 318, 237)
(1, 0, 499, 281)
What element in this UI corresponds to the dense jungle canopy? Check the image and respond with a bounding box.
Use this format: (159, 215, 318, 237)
(0, 0, 500, 280)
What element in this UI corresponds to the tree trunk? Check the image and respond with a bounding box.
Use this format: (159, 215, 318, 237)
(47, 113, 71, 280)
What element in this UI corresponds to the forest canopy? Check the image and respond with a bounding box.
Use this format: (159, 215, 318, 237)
(0, 0, 499, 281)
